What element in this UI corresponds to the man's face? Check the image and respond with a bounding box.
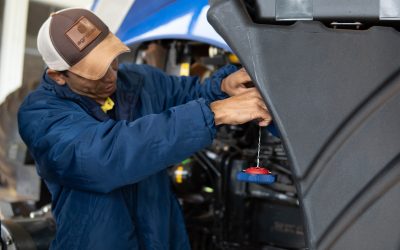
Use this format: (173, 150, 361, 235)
(48, 58, 119, 104)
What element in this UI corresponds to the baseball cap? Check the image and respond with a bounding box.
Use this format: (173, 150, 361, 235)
(37, 8, 130, 80)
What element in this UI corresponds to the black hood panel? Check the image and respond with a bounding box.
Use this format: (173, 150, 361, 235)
(208, 1, 400, 249)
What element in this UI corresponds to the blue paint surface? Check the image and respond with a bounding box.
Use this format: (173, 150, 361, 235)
(115, 0, 230, 50)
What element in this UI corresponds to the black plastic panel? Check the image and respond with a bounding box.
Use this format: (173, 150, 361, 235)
(314, 0, 378, 21)
(208, 0, 400, 249)
(251, 0, 400, 22)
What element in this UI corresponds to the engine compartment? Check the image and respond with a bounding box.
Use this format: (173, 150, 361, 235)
(170, 123, 305, 249)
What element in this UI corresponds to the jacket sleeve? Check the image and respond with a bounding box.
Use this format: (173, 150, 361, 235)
(138, 64, 238, 109)
(18, 96, 215, 194)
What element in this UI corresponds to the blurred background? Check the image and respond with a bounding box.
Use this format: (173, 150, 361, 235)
(0, 0, 91, 208)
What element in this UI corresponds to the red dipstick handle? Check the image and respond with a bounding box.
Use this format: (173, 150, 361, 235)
(243, 167, 271, 175)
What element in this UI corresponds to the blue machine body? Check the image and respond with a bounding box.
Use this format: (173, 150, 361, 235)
(92, 0, 230, 50)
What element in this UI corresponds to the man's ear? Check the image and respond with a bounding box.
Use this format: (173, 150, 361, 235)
(47, 69, 67, 85)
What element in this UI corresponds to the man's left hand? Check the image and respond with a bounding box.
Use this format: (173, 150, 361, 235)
(221, 68, 254, 96)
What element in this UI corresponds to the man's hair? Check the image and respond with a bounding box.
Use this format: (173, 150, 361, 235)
(58, 70, 69, 77)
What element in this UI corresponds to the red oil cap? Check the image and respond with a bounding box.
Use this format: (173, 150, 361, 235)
(244, 167, 270, 175)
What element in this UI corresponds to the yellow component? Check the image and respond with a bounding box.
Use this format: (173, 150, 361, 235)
(101, 97, 115, 113)
(175, 166, 184, 184)
(180, 62, 190, 76)
(228, 53, 240, 64)
(203, 187, 214, 193)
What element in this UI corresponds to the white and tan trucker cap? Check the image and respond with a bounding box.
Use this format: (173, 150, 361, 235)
(37, 8, 130, 80)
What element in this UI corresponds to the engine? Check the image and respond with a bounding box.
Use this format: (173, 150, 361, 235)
(170, 123, 306, 250)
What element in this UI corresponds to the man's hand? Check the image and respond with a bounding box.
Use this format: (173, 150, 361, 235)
(210, 88, 271, 127)
(221, 68, 253, 96)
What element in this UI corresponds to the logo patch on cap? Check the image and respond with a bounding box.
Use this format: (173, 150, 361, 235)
(66, 17, 101, 51)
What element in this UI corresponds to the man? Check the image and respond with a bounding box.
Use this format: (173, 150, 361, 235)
(18, 8, 271, 250)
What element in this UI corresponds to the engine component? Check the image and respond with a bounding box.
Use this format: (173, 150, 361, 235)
(171, 121, 305, 249)
(1, 217, 55, 250)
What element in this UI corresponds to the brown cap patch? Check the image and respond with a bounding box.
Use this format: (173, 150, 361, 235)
(66, 17, 101, 51)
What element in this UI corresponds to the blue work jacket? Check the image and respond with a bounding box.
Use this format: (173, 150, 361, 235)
(18, 63, 237, 249)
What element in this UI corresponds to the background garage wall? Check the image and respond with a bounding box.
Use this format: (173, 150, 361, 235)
(0, 0, 92, 209)
(0, 0, 93, 104)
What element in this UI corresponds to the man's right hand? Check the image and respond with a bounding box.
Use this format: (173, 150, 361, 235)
(210, 88, 271, 127)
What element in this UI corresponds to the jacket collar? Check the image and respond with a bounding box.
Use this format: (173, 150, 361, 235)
(41, 71, 110, 121)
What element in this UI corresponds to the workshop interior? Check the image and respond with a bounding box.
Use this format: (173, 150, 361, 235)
(1, 0, 399, 249)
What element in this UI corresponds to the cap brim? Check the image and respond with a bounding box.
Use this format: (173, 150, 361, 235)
(69, 32, 130, 80)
